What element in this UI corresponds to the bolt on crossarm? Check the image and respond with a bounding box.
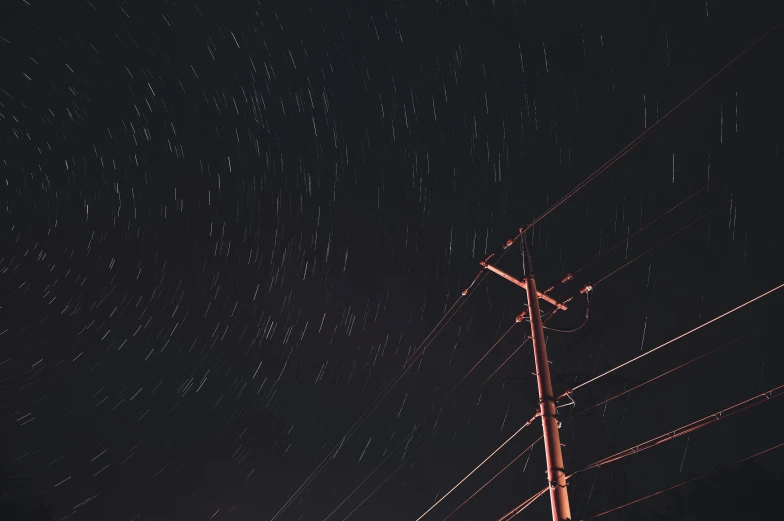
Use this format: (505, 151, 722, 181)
(522, 232, 572, 521)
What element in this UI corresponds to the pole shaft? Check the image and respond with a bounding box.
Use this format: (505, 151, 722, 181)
(523, 236, 572, 521)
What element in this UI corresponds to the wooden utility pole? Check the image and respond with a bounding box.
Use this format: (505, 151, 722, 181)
(479, 231, 573, 521)
(522, 234, 572, 521)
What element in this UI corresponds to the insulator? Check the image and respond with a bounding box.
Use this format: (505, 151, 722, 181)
(515, 311, 527, 323)
(461, 289, 468, 296)
(561, 273, 574, 283)
(580, 285, 593, 294)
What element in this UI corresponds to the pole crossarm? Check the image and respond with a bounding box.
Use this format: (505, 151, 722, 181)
(480, 261, 569, 311)
(520, 235, 572, 521)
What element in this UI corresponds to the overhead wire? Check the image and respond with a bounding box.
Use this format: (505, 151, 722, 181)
(567, 381, 784, 477)
(495, 486, 550, 521)
(408, 234, 758, 521)
(500, 19, 783, 252)
(479, 297, 576, 390)
(572, 181, 711, 278)
(316, 177, 740, 520)
(565, 335, 745, 420)
(322, 424, 432, 521)
(271, 270, 488, 521)
(592, 199, 728, 287)
(340, 428, 442, 521)
(526, 197, 727, 338)
(274, 20, 784, 521)
(590, 161, 775, 288)
(502, 382, 784, 519)
(409, 297, 580, 521)
(321, 244, 572, 520)
(480, 339, 529, 389)
(406, 280, 587, 520)
(451, 336, 743, 521)
(556, 281, 784, 401)
(555, 165, 773, 300)
(588, 440, 784, 518)
(438, 22, 784, 521)
(323, 310, 526, 520)
(440, 436, 544, 521)
(541, 292, 591, 333)
(414, 413, 541, 521)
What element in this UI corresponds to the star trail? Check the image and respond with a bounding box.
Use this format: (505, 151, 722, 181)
(1, 1, 783, 520)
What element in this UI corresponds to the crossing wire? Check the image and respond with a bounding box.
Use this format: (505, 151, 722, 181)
(498, 381, 784, 520)
(271, 270, 487, 521)
(589, 440, 784, 518)
(502, 19, 782, 252)
(557, 281, 784, 401)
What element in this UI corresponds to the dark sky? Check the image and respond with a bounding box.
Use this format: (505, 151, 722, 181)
(2, 1, 783, 520)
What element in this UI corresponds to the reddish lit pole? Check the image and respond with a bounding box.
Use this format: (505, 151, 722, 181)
(522, 233, 572, 521)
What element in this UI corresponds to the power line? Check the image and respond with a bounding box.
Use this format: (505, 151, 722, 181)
(502, 382, 784, 519)
(322, 315, 524, 520)
(452, 336, 742, 520)
(337, 313, 563, 519)
(496, 486, 550, 521)
(271, 276, 486, 521)
(340, 428, 442, 521)
(322, 424, 428, 521)
(501, 19, 783, 252)
(480, 339, 529, 389)
(568, 382, 784, 477)
(440, 436, 543, 521)
(588, 440, 784, 518)
(417, 245, 772, 521)
(564, 167, 773, 294)
(445, 321, 518, 395)
(571, 182, 711, 278)
(566, 335, 745, 420)
(414, 413, 540, 521)
(593, 199, 728, 287)
(434, 21, 784, 521)
(557, 281, 784, 401)
(542, 293, 591, 333)
(454, 336, 740, 520)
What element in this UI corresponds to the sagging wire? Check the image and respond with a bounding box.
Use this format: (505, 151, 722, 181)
(501, 381, 784, 521)
(440, 436, 544, 521)
(567, 381, 784, 478)
(273, 268, 489, 521)
(572, 181, 712, 278)
(498, 18, 782, 255)
(563, 335, 745, 421)
(593, 199, 728, 287)
(323, 426, 432, 521)
(542, 291, 591, 334)
(495, 486, 550, 521)
(413, 413, 541, 521)
(589, 439, 784, 518)
(556, 280, 784, 402)
(338, 429, 441, 521)
(324, 312, 525, 521)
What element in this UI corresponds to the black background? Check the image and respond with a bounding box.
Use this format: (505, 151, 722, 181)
(1, 1, 783, 519)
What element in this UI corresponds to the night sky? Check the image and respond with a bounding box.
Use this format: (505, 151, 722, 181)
(2, 1, 784, 520)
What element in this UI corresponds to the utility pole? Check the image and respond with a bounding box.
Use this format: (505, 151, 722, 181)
(522, 233, 572, 521)
(479, 231, 574, 521)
